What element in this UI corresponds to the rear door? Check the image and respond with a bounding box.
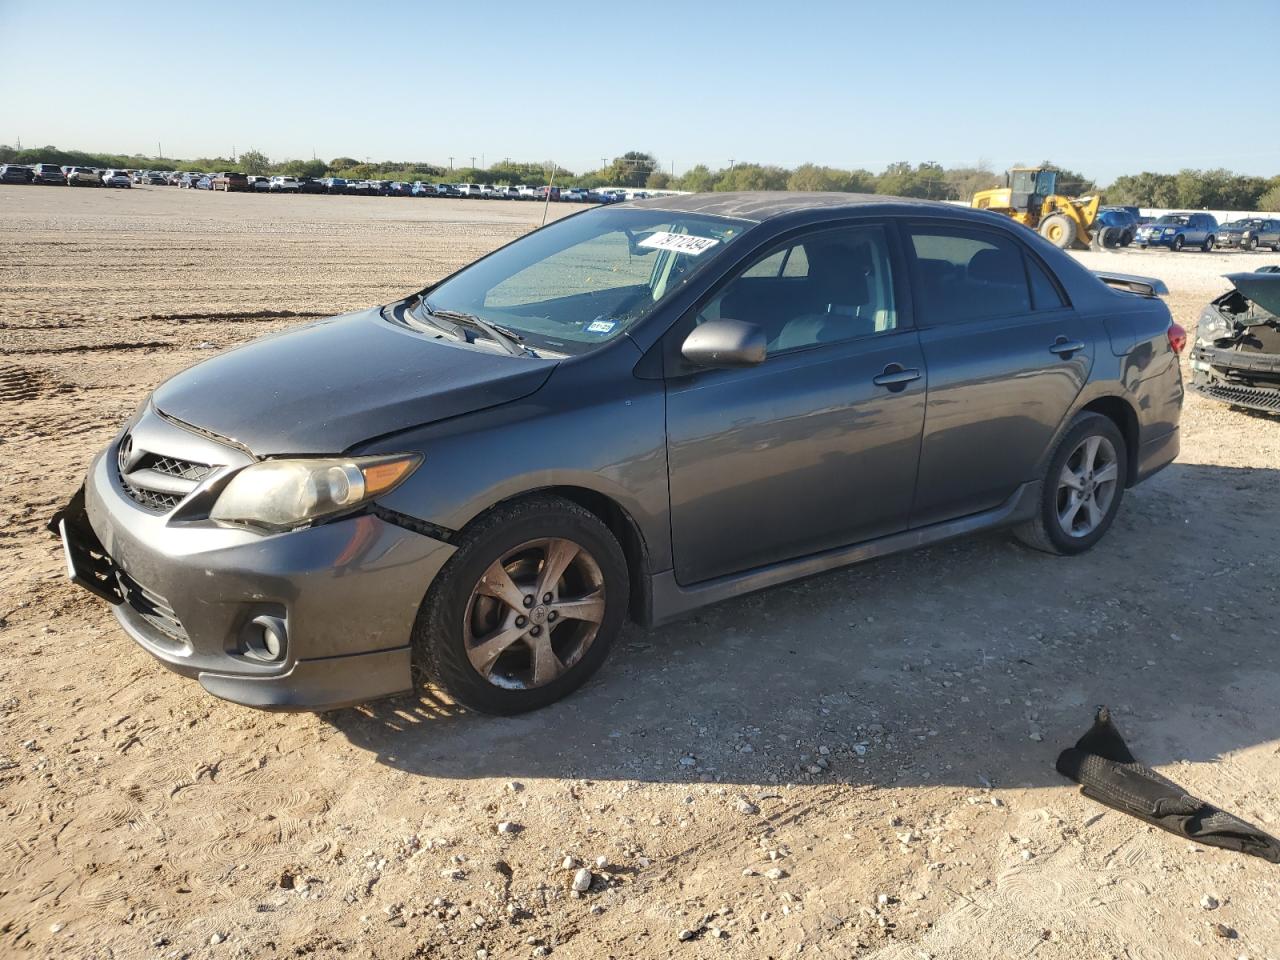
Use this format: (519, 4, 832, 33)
(905, 222, 1091, 527)
(664, 222, 926, 584)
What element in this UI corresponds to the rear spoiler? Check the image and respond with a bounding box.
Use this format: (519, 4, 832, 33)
(1093, 271, 1168, 297)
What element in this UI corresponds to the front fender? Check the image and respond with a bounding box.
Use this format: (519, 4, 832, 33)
(357, 365, 672, 574)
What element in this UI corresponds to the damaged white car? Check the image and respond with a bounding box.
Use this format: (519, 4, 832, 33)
(1191, 267, 1280, 413)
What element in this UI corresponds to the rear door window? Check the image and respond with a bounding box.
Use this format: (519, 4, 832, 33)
(907, 226, 1038, 324)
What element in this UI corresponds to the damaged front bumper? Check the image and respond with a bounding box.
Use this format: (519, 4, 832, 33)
(1190, 343, 1280, 412)
(52, 441, 456, 712)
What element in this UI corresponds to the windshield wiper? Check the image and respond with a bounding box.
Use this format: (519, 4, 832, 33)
(416, 298, 537, 358)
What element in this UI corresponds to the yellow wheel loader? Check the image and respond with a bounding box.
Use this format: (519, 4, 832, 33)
(970, 167, 1100, 250)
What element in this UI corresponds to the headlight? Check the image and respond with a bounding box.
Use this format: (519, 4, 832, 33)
(210, 455, 421, 530)
(1195, 311, 1231, 344)
(1163, 228, 1175, 235)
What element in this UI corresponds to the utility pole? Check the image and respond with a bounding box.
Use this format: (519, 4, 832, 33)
(729, 158, 735, 170)
(448, 157, 454, 170)
(470, 156, 476, 169)
(158, 142, 162, 160)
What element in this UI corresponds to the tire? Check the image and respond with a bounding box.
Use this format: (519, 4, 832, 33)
(413, 495, 629, 715)
(1014, 412, 1128, 556)
(1202, 235, 1215, 252)
(1246, 236, 1258, 251)
(1120, 229, 1134, 247)
(1172, 235, 1185, 251)
(1039, 214, 1077, 249)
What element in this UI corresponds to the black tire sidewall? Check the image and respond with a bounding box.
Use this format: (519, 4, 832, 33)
(417, 499, 629, 715)
(1038, 414, 1128, 555)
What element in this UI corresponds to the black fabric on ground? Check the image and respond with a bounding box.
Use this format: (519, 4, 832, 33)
(1056, 707, 1280, 864)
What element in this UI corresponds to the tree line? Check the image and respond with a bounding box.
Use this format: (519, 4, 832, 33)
(3, 143, 1278, 211)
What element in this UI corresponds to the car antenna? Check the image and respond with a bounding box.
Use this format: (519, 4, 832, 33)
(541, 164, 558, 227)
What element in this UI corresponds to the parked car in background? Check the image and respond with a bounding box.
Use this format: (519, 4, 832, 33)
(1133, 212, 1217, 251)
(1214, 218, 1280, 252)
(516, 185, 540, 200)
(143, 171, 168, 185)
(211, 172, 250, 192)
(297, 177, 326, 194)
(536, 185, 561, 201)
(66, 166, 100, 186)
(387, 182, 413, 197)
(561, 187, 588, 203)
(268, 175, 300, 193)
(346, 179, 372, 196)
(101, 169, 132, 188)
(499, 185, 521, 200)
(245, 175, 271, 192)
(1190, 270, 1280, 412)
(457, 183, 482, 198)
(30, 163, 66, 185)
(0, 164, 32, 184)
(411, 181, 435, 197)
(1093, 207, 1138, 248)
(55, 193, 1184, 715)
(435, 183, 460, 197)
(322, 177, 348, 194)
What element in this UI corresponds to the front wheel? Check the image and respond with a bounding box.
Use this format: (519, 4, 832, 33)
(1014, 413, 1128, 556)
(413, 495, 629, 715)
(1172, 235, 1185, 251)
(1246, 237, 1258, 251)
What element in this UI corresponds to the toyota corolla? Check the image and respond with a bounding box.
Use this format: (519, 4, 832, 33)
(52, 193, 1184, 715)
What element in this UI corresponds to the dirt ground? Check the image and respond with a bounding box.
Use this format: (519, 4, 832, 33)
(2, 187, 1279, 960)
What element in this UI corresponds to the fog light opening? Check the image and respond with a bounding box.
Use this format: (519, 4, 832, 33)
(246, 615, 287, 662)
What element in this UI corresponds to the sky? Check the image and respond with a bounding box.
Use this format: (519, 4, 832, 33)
(1, 0, 1276, 183)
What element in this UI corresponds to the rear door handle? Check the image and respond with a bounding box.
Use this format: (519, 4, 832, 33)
(872, 364, 922, 391)
(1049, 337, 1085, 357)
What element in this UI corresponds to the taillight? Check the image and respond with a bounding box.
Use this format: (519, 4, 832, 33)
(1167, 322, 1187, 354)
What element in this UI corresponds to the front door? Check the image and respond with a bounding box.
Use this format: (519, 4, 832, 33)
(664, 223, 927, 585)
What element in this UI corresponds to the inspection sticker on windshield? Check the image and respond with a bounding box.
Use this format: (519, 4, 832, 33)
(586, 319, 617, 334)
(638, 232, 720, 256)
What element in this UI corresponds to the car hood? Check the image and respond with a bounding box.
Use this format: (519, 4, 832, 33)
(1226, 272, 1280, 318)
(151, 306, 557, 456)
(1218, 224, 1255, 235)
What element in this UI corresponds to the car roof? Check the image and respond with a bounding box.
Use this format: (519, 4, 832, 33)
(621, 190, 971, 223)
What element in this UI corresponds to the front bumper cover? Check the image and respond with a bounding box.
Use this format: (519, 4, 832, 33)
(57, 442, 455, 711)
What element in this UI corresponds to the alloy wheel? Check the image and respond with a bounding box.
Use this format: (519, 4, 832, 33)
(1055, 435, 1119, 538)
(463, 538, 606, 690)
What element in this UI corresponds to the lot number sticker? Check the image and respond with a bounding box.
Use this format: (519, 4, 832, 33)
(638, 232, 720, 256)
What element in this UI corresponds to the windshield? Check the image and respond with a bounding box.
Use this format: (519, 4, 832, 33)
(414, 207, 751, 356)
(1156, 215, 1190, 225)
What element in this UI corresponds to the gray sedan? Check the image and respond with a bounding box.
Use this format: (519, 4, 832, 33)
(54, 193, 1185, 715)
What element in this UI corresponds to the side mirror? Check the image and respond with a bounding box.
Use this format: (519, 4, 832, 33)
(681, 319, 767, 368)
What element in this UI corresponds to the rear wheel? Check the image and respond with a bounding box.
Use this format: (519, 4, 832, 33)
(414, 495, 629, 715)
(1202, 235, 1215, 252)
(1039, 214, 1077, 249)
(1014, 413, 1128, 556)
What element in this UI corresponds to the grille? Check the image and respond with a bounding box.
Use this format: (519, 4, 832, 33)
(118, 481, 183, 512)
(1202, 383, 1280, 411)
(116, 434, 213, 513)
(117, 570, 189, 646)
(149, 456, 213, 482)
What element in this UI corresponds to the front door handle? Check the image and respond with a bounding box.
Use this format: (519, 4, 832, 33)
(872, 364, 922, 392)
(1049, 337, 1086, 357)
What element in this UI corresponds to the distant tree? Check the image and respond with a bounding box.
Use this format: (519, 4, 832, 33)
(646, 170, 671, 190)
(329, 157, 359, 171)
(601, 151, 657, 187)
(238, 149, 270, 176)
(945, 165, 1000, 201)
(786, 164, 875, 193)
(676, 164, 716, 192)
(1258, 184, 1280, 213)
(875, 161, 954, 200)
(279, 159, 328, 179)
(714, 163, 789, 192)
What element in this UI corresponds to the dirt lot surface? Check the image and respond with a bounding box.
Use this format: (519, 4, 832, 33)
(3, 187, 1279, 960)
